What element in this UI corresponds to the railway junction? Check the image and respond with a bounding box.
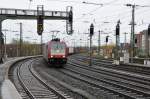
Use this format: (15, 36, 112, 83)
(0, 54, 150, 99)
(0, 0, 150, 99)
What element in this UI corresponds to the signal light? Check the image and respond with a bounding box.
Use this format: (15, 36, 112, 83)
(66, 6, 73, 35)
(106, 36, 109, 43)
(116, 24, 120, 36)
(37, 5, 44, 35)
(90, 23, 94, 36)
(0, 37, 4, 44)
(148, 24, 150, 36)
(135, 38, 137, 44)
(37, 16, 44, 35)
(69, 11, 73, 23)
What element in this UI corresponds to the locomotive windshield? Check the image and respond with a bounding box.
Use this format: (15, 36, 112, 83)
(51, 42, 66, 54)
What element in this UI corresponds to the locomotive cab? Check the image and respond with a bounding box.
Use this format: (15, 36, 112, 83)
(43, 38, 68, 66)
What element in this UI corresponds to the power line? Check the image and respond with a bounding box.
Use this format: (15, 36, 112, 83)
(46, 0, 82, 4)
(82, 1, 103, 6)
(75, 2, 150, 23)
(82, 6, 150, 30)
(94, 5, 150, 24)
(82, 0, 122, 14)
(74, 0, 121, 21)
(79, 5, 150, 25)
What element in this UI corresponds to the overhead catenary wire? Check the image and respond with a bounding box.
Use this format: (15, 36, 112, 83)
(74, 0, 121, 21)
(28, 0, 150, 44)
(47, 0, 82, 4)
(75, 4, 150, 25)
(74, 3, 150, 29)
(74, 1, 150, 25)
(75, 5, 150, 33)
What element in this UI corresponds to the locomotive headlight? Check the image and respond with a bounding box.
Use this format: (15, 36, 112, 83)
(51, 55, 54, 58)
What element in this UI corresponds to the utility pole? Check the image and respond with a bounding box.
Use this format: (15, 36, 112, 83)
(80, 38, 82, 51)
(24, 36, 30, 56)
(32, 39, 37, 55)
(87, 38, 89, 52)
(16, 23, 23, 57)
(126, 4, 136, 63)
(89, 34, 92, 65)
(0, 20, 4, 63)
(4, 32, 6, 58)
(98, 30, 101, 55)
(2, 29, 8, 59)
(13, 30, 19, 57)
(132, 5, 135, 61)
(19, 23, 23, 57)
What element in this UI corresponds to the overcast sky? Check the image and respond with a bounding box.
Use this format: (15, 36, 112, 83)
(1, 0, 150, 46)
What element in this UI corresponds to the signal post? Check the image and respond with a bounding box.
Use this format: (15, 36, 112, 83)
(89, 23, 94, 66)
(37, 5, 44, 54)
(114, 20, 120, 65)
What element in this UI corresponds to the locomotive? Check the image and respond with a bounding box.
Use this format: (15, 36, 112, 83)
(43, 38, 68, 66)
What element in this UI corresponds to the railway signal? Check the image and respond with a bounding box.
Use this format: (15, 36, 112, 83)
(0, 36, 4, 45)
(0, 32, 4, 63)
(135, 38, 137, 44)
(148, 24, 150, 36)
(89, 23, 94, 66)
(116, 22, 120, 36)
(69, 10, 73, 23)
(114, 20, 120, 65)
(90, 23, 94, 36)
(37, 5, 44, 35)
(106, 36, 109, 43)
(37, 16, 43, 35)
(66, 6, 73, 35)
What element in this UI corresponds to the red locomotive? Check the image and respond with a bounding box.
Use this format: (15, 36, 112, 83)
(43, 38, 68, 66)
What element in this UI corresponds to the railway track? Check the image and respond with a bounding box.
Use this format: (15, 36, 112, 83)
(9, 59, 73, 99)
(32, 58, 97, 99)
(71, 55, 150, 75)
(8, 56, 150, 99)
(66, 56, 150, 99)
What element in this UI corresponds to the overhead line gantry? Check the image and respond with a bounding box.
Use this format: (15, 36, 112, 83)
(0, 6, 73, 63)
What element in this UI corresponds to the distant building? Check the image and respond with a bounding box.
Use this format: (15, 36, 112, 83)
(135, 30, 150, 56)
(120, 43, 130, 50)
(135, 33, 142, 48)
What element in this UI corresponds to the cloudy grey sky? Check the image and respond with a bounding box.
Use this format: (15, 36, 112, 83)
(1, 0, 150, 46)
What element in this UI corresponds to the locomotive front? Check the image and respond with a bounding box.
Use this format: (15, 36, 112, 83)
(48, 39, 67, 64)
